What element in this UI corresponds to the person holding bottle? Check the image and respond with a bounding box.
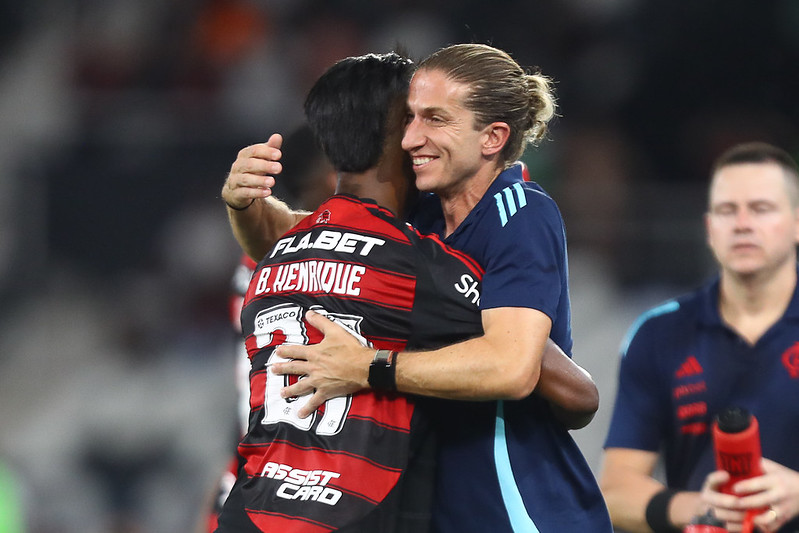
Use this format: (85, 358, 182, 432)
(600, 142, 799, 533)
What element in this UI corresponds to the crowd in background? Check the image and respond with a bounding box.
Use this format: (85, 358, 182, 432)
(1, 0, 798, 531)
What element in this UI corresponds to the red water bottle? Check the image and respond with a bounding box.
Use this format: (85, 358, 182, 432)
(683, 510, 727, 532)
(712, 407, 763, 494)
(712, 407, 765, 533)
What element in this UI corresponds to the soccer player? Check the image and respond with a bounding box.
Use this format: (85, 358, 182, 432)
(217, 51, 473, 531)
(600, 142, 799, 533)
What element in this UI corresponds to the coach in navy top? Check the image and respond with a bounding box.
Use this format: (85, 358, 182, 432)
(407, 164, 607, 533)
(275, 44, 611, 533)
(602, 142, 799, 533)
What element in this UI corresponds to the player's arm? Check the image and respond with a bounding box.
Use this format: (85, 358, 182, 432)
(221, 134, 310, 260)
(600, 447, 703, 532)
(535, 340, 598, 430)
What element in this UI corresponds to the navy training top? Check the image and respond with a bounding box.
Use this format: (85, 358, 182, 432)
(412, 164, 612, 533)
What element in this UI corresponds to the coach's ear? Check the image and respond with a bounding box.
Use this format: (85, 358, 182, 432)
(481, 121, 510, 157)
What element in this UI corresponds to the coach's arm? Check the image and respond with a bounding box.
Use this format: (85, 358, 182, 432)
(274, 307, 598, 429)
(221, 134, 309, 261)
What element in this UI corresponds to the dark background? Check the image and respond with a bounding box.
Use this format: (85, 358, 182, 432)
(0, 1, 797, 531)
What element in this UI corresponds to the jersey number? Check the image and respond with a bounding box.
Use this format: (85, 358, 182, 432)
(254, 303, 366, 436)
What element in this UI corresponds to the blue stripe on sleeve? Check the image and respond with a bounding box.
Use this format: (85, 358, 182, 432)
(503, 187, 518, 218)
(620, 300, 680, 356)
(494, 192, 509, 227)
(512, 182, 527, 209)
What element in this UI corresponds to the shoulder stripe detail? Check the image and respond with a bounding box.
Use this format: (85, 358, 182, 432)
(494, 183, 528, 227)
(620, 300, 680, 357)
(409, 225, 485, 276)
(494, 401, 540, 532)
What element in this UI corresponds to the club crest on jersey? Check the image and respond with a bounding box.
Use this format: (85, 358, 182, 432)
(781, 341, 799, 378)
(316, 209, 331, 224)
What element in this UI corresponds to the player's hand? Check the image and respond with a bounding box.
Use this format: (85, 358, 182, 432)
(273, 310, 372, 418)
(221, 133, 283, 209)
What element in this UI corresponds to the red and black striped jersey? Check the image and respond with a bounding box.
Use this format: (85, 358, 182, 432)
(218, 194, 483, 532)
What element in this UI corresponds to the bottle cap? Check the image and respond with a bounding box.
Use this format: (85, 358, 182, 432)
(716, 407, 751, 434)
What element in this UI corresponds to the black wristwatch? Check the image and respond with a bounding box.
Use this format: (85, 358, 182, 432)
(368, 349, 398, 391)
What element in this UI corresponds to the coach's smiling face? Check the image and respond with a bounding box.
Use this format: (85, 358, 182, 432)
(402, 68, 496, 200)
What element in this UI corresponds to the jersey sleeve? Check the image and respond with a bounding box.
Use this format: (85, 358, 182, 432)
(406, 231, 484, 350)
(604, 313, 674, 451)
(479, 187, 566, 321)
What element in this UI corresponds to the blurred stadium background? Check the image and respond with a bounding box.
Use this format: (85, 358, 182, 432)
(1, 0, 798, 530)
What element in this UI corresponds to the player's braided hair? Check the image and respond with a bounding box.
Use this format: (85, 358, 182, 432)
(418, 43, 556, 165)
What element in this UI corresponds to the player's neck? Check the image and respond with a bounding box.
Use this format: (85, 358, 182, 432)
(336, 168, 406, 218)
(718, 260, 797, 344)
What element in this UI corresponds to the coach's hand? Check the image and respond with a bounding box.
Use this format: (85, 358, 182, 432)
(221, 133, 283, 209)
(274, 310, 373, 418)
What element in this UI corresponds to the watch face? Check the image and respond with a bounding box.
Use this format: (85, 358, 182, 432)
(373, 349, 393, 364)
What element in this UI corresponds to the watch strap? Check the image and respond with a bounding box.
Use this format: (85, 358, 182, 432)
(368, 349, 398, 391)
